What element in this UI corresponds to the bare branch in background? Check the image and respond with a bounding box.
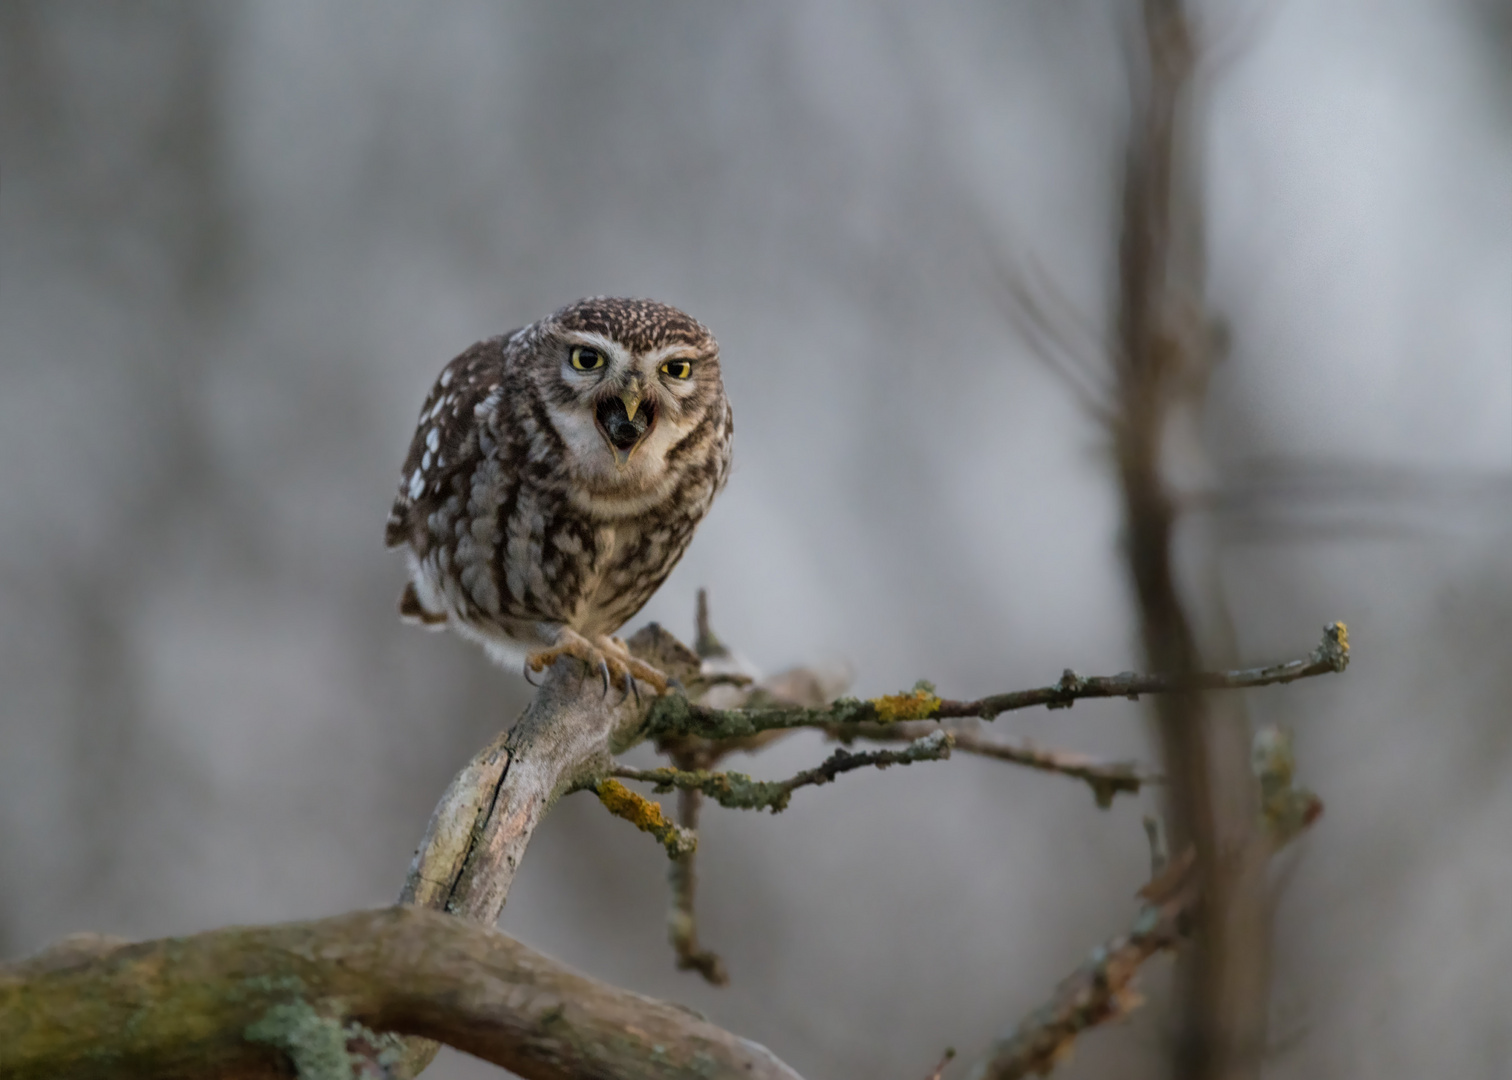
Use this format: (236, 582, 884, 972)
(1106, 1, 1280, 1076)
(994, 251, 1116, 421)
(966, 727, 1321, 1080)
(969, 856, 1197, 1080)
(924, 1047, 958, 1080)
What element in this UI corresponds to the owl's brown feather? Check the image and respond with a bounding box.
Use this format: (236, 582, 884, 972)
(386, 298, 732, 668)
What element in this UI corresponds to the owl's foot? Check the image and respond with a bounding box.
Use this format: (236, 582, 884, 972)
(525, 629, 670, 697)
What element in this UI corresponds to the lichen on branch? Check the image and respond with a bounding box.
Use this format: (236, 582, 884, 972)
(642, 624, 1350, 743)
(615, 731, 954, 814)
(595, 778, 698, 857)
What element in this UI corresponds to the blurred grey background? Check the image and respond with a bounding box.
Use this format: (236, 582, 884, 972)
(2, 2, 1510, 1077)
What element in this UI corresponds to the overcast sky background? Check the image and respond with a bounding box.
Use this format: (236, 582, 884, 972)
(2, 2, 1510, 1077)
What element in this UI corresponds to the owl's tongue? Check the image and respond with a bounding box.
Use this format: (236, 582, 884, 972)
(597, 395, 652, 455)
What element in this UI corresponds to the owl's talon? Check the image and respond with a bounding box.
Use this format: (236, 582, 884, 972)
(523, 629, 671, 698)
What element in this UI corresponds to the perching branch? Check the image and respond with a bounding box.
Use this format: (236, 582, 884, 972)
(614, 730, 954, 813)
(391, 658, 652, 1077)
(0, 906, 804, 1080)
(3, 582, 1344, 1080)
(642, 623, 1349, 742)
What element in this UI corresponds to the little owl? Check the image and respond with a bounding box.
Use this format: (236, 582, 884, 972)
(384, 297, 733, 692)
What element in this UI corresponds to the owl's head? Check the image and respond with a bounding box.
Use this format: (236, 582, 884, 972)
(531, 297, 726, 495)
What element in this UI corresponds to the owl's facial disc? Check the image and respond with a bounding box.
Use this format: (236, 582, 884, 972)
(595, 390, 655, 465)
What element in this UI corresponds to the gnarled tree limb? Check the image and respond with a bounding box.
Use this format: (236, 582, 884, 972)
(391, 658, 650, 1076)
(0, 905, 804, 1080)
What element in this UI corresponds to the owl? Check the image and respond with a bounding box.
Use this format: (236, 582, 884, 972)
(384, 297, 733, 693)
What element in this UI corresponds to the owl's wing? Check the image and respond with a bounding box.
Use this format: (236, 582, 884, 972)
(384, 333, 518, 554)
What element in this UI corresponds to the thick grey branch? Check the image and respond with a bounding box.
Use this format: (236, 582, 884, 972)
(393, 658, 648, 1075)
(0, 906, 803, 1080)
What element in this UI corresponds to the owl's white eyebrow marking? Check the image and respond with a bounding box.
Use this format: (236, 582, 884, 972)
(408, 469, 425, 499)
(641, 343, 702, 366)
(560, 331, 630, 370)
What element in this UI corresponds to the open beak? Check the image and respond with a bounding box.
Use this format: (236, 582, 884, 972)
(596, 387, 655, 465)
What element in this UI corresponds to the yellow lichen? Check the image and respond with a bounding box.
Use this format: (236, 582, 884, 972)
(595, 779, 668, 832)
(1334, 621, 1349, 654)
(594, 779, 695, 857)
(871, 689, 941, 723)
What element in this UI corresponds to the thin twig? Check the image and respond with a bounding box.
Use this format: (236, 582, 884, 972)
(947, 730, 1157, 809)
(666, 747, 729, 984)
(695, 587, 729, 659)
(924, 1047, 958, 1080)
(616, 731, 954, 814)
(643, 624, 1348, 742)
(992, 250, 1116, 421)
(826, 720, 1157, 808)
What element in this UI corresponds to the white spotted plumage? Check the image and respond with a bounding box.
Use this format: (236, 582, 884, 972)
(385, 297, 733, 671)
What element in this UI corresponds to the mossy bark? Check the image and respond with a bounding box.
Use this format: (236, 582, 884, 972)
(0, 906, 803, 1080)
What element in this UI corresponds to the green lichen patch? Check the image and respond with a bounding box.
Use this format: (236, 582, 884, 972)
(244, 998, 351, 1080)
(632, 766, 793, 813)
(243, 992, 405, 1080)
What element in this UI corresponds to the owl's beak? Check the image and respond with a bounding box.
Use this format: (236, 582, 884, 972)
(595, 390, 655, 465)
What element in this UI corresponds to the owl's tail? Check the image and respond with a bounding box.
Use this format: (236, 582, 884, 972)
(398, 582, 449, 628)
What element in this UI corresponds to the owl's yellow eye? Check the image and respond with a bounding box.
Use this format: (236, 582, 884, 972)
(660, 360, 692, 380)
(570, 347, 605, 371)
